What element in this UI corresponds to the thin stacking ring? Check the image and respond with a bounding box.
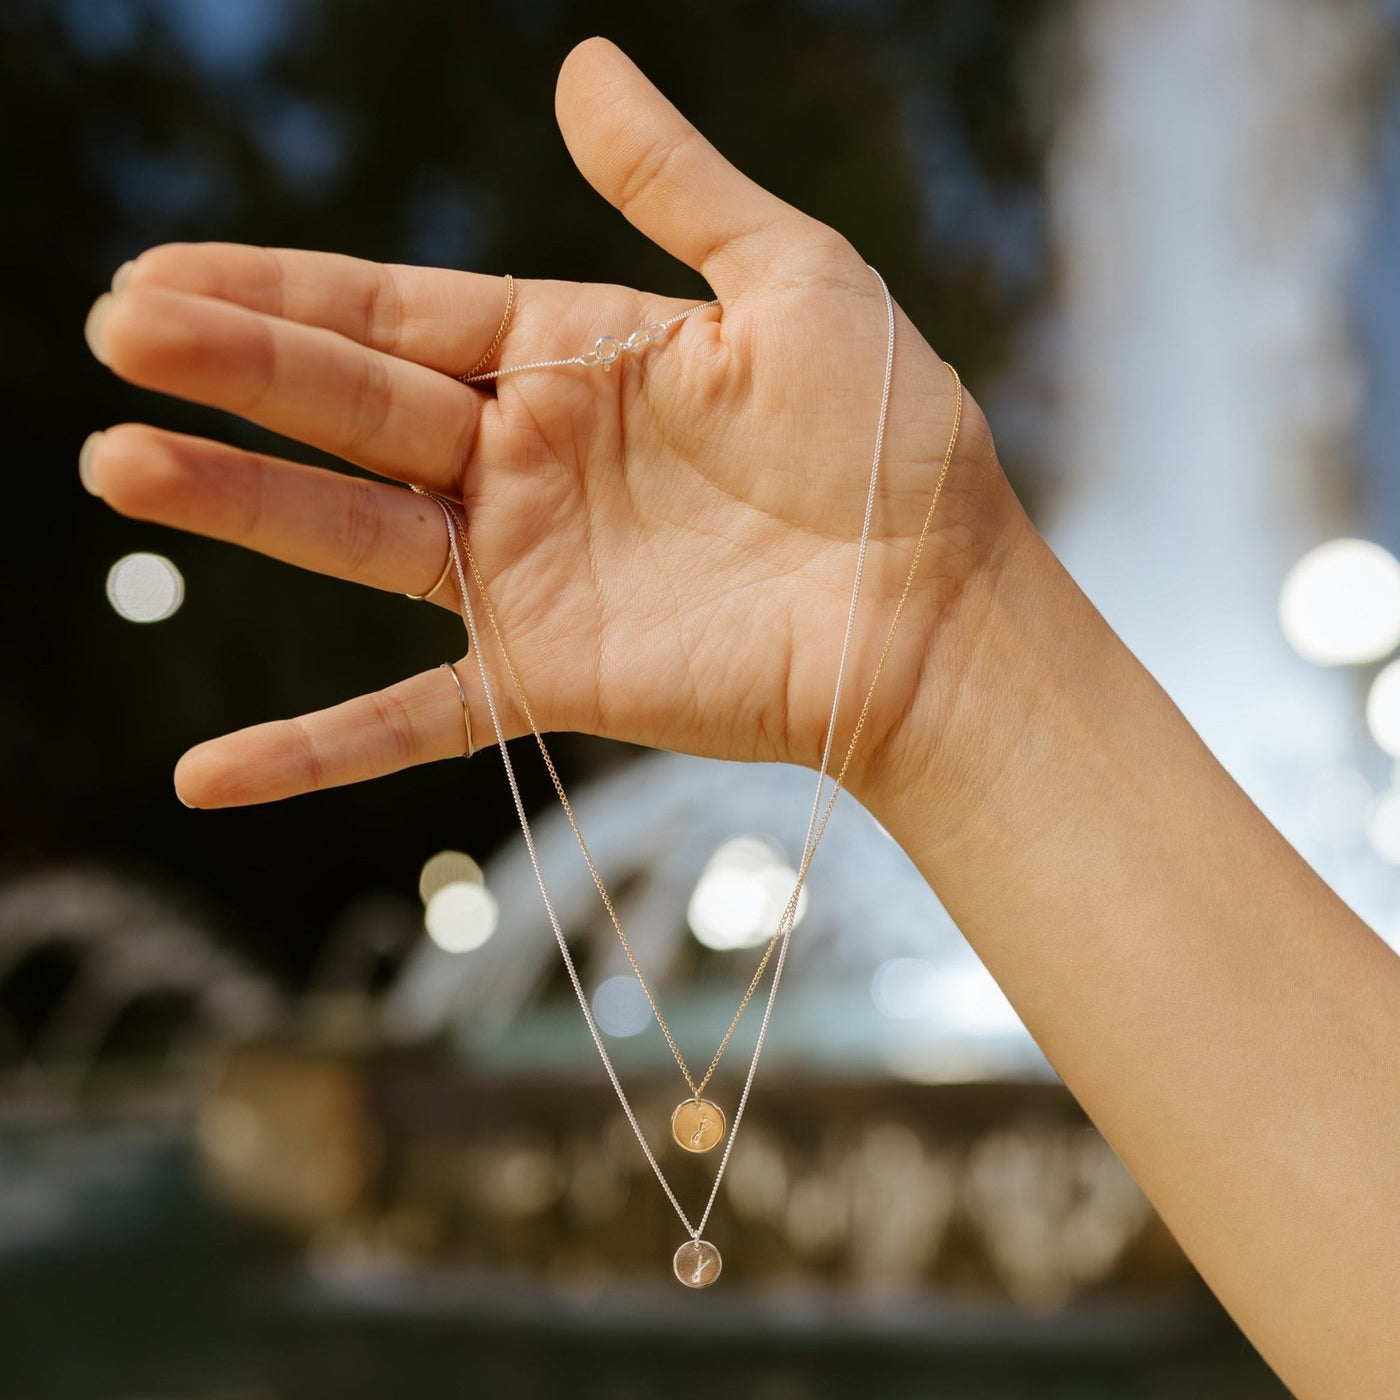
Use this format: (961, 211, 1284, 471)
(405, 546, 454, 602)
(460, 273, 515, 381)
(440, 662, 474, 758)
(405, 483, 465, 608)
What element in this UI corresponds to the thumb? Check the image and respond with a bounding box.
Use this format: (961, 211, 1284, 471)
(555, 37, 836, 300)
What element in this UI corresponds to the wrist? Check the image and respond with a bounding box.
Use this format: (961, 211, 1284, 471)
(847, 425, 1044, 857)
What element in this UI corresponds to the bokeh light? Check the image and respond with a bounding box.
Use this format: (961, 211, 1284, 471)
(418, 850, 484, 905)
(870, 958, 939, 1020)
(424, 880, 498, 953)
(1278, 538, 1400, 666)
(1307, 767, 1372, 848)
(687, 836, 808, 951)
(105, 552, 184, 623)
(590, 974, 653, 1038)
(1366, 790, 1400, 864)
(1367, 660, 1400, 756)
(871, 959, 1023, 1034)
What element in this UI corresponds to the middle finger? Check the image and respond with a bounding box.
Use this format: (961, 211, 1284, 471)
(87, 285, 482, 492)
(85, 423, 465, 604)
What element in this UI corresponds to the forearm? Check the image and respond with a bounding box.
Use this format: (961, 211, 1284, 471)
(872, 498, 1400, 1398)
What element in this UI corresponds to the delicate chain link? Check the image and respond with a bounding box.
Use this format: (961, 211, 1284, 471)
(458, 297, 720, 386)
(421, 266, 964, 1247)
(461, 273, 515, 380)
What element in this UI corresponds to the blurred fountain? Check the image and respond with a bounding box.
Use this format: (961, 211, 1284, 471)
(383, 752, 1050, 1081)
(0, 865, 281, 1108)
(1041, 0, 1383, 841)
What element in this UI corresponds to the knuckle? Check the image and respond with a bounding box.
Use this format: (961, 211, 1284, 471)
(288, 716, 327, 793)
(368, 688, 420, 766)
(240, 453, 267, 540)
(259, 246, 287, 318)
(617, 124, 696, 220)
(234, 314, 279, 417)
(344, 351, 393, 456)
(366, 262, 405, 354)
(340, 478, 384, 574)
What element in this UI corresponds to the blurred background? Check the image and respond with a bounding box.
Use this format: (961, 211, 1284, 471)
(4, 0, 1399, 1395)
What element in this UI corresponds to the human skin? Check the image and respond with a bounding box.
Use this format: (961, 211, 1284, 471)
(79, 35, 1399, 1399)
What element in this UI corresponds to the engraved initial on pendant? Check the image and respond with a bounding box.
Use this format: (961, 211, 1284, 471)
(673, 1239, 722, 1288)
(670, 1097, 726, 1153)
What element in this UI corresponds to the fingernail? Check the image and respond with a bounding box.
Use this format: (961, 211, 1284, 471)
(175, 784, 197, 810)
(84, 293, 113, 365)
(111, 260, 135, 292)
(78, 430, 104, 497)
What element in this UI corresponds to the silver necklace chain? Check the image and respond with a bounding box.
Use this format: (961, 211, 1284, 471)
(427, 263, 897, 1245)
(459, 298, 721, 385)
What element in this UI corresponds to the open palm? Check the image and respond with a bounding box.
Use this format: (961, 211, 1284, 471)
(82, 37, 996, 809)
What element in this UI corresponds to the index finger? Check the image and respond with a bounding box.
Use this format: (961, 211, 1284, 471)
(117, 243, 514, 376)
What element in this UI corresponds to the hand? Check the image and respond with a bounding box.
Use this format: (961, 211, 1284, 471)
(81, 36, 1012, 810)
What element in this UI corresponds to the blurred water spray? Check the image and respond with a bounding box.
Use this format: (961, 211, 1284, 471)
(0, 867, 282, 1102)
(1042, 0, 1381, 826)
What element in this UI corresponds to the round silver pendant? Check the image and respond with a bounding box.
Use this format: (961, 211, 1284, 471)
(673, 1238, 722, 1288)
(670, 1097, 726, 1153)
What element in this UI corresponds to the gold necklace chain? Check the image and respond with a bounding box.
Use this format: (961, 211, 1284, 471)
(456, 361, 963, 1099)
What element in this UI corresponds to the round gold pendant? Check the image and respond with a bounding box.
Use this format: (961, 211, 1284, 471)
(670, 1097, 725, 1153)
(673, 1238, 722, 1288)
